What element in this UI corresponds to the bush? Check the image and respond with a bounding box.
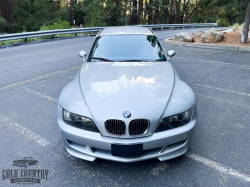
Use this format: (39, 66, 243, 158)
(232, 23, 243, 30)
(0, 16, 6, 26)
(232, 23, 250, 30)
(40, 20, 73, 31)
(0, 37, 41, 46)
(40, 20, 74, 39)
(0, 20, 74, 46)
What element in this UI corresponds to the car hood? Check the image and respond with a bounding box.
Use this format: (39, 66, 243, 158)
(79, 62, 175, 137)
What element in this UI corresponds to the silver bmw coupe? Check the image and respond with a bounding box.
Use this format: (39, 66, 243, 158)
(57, 26, 197, 163)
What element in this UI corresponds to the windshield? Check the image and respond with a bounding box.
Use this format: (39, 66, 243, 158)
(88, 35, 166, 62)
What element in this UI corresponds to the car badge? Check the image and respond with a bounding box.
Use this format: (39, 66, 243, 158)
(123, 111, 131, 118)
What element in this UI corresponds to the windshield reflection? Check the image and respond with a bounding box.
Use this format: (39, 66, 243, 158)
(88, 35, 166, 62)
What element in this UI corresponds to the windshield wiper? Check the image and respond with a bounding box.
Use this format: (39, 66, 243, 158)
(90, 57, 114, 62)
(119, 60, 148, 62)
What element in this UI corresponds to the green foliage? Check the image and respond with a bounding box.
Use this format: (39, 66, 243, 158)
(14, 0, 69, 32)
(40, 20, 73, 31)
(0, 37, 41, 46)
(105, 0, 127, 26)
(1, 0, 249, 33)
(74, 1, 85, 26)
(0, 20, 74, 46)
(83, 0, 106, 27)
(40, 20, 73, 39)
(232, 23, 243, 30)
(0, 16, 6, 26)
(233, 23, 250, 30)
(73, 0, 130, 27)
(190, 0, 241, 26)
(0, 15, 6, 34)
(0, 39, 23, 46)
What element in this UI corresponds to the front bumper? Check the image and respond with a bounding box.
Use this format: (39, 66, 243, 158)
(57, 105, 197, 163)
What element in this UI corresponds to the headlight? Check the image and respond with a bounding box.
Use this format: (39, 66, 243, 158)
(155, 108, 192, 132)
(63, 109, 99, 132)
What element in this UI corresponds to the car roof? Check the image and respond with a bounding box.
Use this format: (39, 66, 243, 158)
(99, 26, 154, 36)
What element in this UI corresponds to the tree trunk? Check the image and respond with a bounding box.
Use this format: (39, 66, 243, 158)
(70, 0, 74, 26)
(138, 0, 142, 24)
(184, 0, 190, 23)
(132, 0, 137, 25)
(155, 1, 159, 24)
(148, 0, 152, 24)
(169, 1, 175, 24)
(57, 0, 60, 11)
(0, 0, 15, 33)
(144, 0, 147, 23)
(241, 1, 250, 44)
(186, 7, 196, 23)
(162, 0, 169, 23)
(176, 0, 181, 23)
(130, 1, 133, 25)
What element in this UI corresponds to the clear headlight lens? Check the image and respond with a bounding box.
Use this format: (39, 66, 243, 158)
(63, 109, 99, 132)
(156, 109, 192, 132)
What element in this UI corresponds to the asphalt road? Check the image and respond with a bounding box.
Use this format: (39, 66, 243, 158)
(0, 27, 250, 186)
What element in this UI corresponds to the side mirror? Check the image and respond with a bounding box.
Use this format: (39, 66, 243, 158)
(79, 51, 87, 62)
(167, 50, 176, 61)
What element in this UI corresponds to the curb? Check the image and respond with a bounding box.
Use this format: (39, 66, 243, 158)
(164, 38, 250, 52)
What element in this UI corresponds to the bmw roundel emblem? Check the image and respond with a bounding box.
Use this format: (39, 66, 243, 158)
(123, 111, 131, 118)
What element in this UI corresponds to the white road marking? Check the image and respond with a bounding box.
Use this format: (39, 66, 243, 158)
(24, 88, 58, 103)
(0, 66, 80, 91)
(186, 153, 250, 183)
(195, 84, 250, 97)
(0, 116, 51, 147)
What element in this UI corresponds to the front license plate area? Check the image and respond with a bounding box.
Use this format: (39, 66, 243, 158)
(111, 143, 143, 157)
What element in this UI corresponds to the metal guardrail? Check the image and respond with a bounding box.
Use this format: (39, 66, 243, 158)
(139, 23, 218, 29)
(0, 23, 217, 42)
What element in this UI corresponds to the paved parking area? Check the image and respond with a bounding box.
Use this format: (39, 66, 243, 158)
(0, 28, 250, 186)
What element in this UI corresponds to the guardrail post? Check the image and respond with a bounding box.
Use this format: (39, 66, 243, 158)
(51, 35, 54, 39)
(161, 27, 163, 30)
(24, 38, 27, 42)
(74, 33, 77, 37)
